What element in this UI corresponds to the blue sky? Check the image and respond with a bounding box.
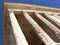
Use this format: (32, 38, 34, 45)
(5, 0, 60, 8)
(0, 0, 60, 45)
